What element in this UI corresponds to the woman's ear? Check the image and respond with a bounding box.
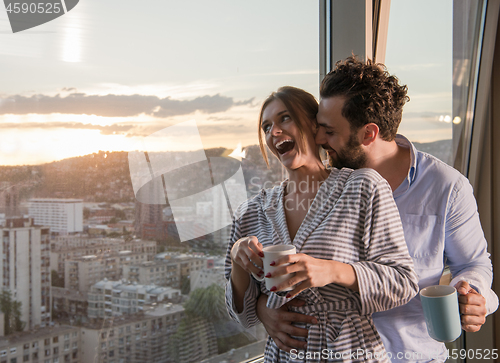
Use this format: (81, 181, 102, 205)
(361, 123, 379, 146)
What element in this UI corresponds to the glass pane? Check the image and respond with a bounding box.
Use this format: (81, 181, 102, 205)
(452, 0, 486, 175)
(0, 1, 318, 362)
(385, 2, 487, 363)
(385, 0, 453, 164)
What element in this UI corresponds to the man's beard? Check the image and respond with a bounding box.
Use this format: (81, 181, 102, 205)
(329, 132, 367, 170)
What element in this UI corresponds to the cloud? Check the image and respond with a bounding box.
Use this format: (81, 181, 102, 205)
(0, 118, 257, 138)
(0, 121, 134, 135)
(0, 92, 254, 118)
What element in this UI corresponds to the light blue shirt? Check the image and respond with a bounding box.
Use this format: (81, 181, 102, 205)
(372, 135, 498, 362)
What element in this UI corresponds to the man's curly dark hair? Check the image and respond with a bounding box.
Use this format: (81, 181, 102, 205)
(320, 56, 409, 141)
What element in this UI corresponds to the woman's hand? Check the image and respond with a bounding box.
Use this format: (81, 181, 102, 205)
(230, 236, 264, 278)
(267, 253, 358, 298)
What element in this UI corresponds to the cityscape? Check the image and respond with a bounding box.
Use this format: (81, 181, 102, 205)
(0, 138, 453, 363)
(0, 145, 287, 363)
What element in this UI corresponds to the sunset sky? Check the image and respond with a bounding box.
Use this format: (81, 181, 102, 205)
(0, 0, 452, 166)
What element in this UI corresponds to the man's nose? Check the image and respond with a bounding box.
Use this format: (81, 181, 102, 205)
(315, 127, 326, 144)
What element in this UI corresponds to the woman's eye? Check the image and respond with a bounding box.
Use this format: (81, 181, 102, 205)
(263, 124, 271, 133)
(282, 115, 291, 122)
(326, 131, 334, 136)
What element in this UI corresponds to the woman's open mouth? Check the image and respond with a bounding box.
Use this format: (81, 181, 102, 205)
(275, 139, 295, 155)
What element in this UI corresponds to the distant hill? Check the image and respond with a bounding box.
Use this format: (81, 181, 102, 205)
(0, 145, 283, 204)
(0, 140, 453, 204)
(412, 139, 452, 165)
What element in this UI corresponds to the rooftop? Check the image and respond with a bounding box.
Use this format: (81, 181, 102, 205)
(0, 325, 78, 348)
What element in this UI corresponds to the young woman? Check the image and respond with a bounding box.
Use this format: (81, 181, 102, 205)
(224, 86, 418, 363)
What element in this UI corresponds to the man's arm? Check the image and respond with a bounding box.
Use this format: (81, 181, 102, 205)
(445, 177, 498, 331)
(255, 294, 317, 352)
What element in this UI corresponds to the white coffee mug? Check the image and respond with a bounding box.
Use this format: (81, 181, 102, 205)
(252, 244, 296, 291)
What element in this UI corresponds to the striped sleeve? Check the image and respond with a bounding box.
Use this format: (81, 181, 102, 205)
(351, 178, 419, 316)
(224, 202, 262, 329)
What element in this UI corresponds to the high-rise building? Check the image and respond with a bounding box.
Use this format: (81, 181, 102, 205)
(0, 182, 20, 218)
(28, 198, 83, 234)
(134, 201, 164, 240)
(0, 217, 51, 330)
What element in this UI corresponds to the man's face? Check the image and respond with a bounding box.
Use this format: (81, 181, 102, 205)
(315, 96, 367, 169)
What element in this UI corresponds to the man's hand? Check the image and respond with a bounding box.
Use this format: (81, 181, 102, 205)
(256, 294, 317, 352)
(455, 281, 487, 332)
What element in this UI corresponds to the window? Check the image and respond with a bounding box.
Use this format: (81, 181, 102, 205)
(22, 356, 28, 363)
(0, 1, 319, 362)
(385, 1, 453, 164)
(44, 350, 50, 357)
(44, 340, 50, 347)
(9, 349, 16, 354)
(52, 348, 58, 355)
(52, 337, 58, 344)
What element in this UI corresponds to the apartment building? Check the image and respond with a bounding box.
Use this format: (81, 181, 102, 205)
(64, 251, 150, 293)
(28, 199, 83, 235)
(80, 304, 188, 363)
(0, 325, 81, 363)
(154, 253, 206, 277)
(87, 280, 181, 319)
(50, 238, 156, 283)
(51, 287, 88, 322)
(0, 218, 51, 330)
(122, 260, 182, 288)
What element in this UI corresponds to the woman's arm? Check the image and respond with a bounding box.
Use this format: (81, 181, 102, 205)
(351, 178, 419, 315)
(224, 215, 265, 328)
(229, 236, 264, 312)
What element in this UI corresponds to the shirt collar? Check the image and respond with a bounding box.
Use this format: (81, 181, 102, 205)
(393, 134, 417, 197)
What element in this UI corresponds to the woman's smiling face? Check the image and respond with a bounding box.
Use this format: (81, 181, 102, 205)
(261, 99, 318, 171)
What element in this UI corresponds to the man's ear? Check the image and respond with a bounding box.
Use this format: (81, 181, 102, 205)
(360, 123, 379, 146)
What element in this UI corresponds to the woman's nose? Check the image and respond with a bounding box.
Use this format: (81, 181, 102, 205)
(270, 123, 282, 136)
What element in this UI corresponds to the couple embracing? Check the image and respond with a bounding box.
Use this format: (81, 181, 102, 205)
(225, 56, 497, 363)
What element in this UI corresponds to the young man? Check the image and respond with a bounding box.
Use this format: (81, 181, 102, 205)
(256, 57, 498, 362)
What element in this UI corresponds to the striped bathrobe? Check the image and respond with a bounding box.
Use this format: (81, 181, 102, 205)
(225, 168, 419, 363)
